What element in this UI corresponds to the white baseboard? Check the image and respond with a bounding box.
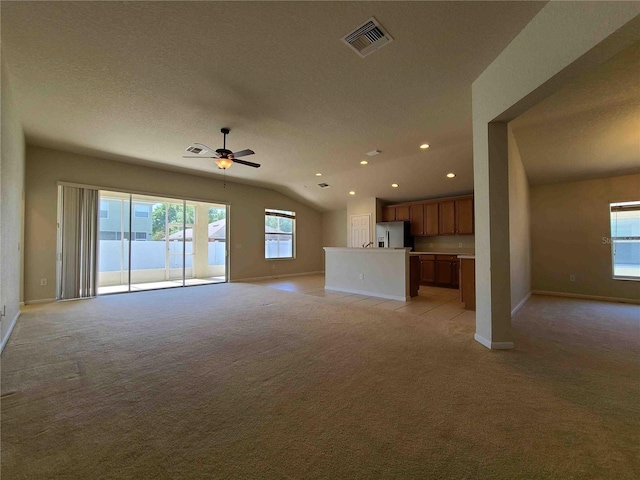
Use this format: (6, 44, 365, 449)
(532, 290, 640, 305)
(511, 292, 531, 317)
(1, 311, 21, 354)
(24, 298, 56, 305)
(233, 271, 324, 283)
(19, 302, 25, 307)
(324, 286, 408, 302)
(474, 333, 514, 350)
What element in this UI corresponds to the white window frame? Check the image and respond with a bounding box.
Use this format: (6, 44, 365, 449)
(610, 201, 640, 281)
(265, 209, 295, 260)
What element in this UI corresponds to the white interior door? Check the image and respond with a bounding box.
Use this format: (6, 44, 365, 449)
(350, 214, 371, 248)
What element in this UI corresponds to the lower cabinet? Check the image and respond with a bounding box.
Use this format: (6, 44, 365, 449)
(460, 258, 476, 310)
(419, 254, 459, 288)
(419, 255, 436, 283)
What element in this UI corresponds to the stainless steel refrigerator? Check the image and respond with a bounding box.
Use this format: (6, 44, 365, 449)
(376, 221, 413, 249)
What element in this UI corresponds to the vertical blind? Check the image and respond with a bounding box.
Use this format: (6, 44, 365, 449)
(58, 186, 99, 299)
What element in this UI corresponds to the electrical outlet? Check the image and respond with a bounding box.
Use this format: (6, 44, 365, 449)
(458, 242, 463, 248)
(271, 263, 276, 270)
(569, 274, 576, 282)
(40, 278, 48, 286)
(359, 273, 364, 280)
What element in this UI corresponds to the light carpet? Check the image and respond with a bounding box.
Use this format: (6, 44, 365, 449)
(1, 283, 638, 479)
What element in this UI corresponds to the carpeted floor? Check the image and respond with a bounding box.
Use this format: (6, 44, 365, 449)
(1, 282, 639, 479)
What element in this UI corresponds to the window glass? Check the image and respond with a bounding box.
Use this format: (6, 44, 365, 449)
(134, 205, 149, 218)
(265, 209, 295, 259)
(610, 201, 640, 280)
(100, 201, 109, 219)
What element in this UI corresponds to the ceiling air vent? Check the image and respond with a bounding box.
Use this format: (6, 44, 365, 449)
(186, 145, 204, 154)
(317, 183, 331, 188)
(341, 17, 393, 58)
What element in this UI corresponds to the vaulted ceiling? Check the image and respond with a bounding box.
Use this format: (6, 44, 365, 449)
(3, 2, 636, 211)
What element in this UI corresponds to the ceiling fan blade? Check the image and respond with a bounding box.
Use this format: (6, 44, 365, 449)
(193, 143, 218, 153)
(232, 149, 255, 158)
(232, 158, 261, 168)
(182, 156, 217, 158)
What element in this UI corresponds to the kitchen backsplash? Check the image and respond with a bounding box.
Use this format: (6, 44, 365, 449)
(414, 235, 475, 253)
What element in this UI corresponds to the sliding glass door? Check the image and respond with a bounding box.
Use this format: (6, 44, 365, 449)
(97, 190, 227, 294)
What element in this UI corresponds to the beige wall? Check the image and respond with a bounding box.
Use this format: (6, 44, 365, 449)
(1, 61, 26, 350)
(322, 209, 347, 247)
(508, 125, 531, 314)
(531, 174, 640, 301)
(24, 146, 324, 302)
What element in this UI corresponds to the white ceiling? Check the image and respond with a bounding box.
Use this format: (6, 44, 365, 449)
(9, 1, 632, 212)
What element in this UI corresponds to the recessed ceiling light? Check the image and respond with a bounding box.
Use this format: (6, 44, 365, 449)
(391, 183, 399, 188)
(349, 191, 355, 195)
(315, 173, 322, 176)
(446, 173, 456, 178)
(420, 144, 430, 150)
(360, 160, 368, 165)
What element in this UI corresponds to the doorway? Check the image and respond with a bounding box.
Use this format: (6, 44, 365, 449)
(350, 214, 371, 248)
(97, 191, 228, 294)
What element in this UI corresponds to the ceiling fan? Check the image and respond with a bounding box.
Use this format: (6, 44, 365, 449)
(183, 128, 260, 169)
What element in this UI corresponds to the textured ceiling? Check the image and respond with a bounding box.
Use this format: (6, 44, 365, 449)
(1, 1, 555, 210)
(510, 42, 640, 185)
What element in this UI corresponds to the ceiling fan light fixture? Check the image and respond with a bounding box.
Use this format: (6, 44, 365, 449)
(215, 158, 233, 169)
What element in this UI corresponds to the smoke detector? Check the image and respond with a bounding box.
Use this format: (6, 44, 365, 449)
(341, 17, 393, 58)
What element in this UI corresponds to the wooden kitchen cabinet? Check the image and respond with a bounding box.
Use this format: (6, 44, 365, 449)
(395, 205, 410, 221)
(383, 194, 473, 236)
(424, 202, 439, 236)
(381, 206, 396, 222)
(436, 257, 453, 285)
(438, 201, 456, 235)
(409, 255, 420, 297)
(460, 258, 476, 310)
(410, 204, 424, 235)
(419, 255, 436, 283)
(455, 197, 474, 235)
(421, 254, 459, 288)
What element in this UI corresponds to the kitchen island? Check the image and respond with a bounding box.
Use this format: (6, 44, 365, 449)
(324, 247, 419, 301)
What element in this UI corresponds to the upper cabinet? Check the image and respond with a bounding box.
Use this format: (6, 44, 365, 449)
(381, 206, 396, 222)
(410, 204, 424, 235)
(424, 202, 439, 236)
(395, 205, 410, 221)
(438, 201, 456, 235)
(385, 195, 474, 236)
(455, 197, 474, 235)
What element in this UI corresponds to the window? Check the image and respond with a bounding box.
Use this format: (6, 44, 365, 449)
(100, 201, 109, 219)
(265, 209, 295, 259)
(134, 205, 149, 218)
(610, 201, 640, 280)
(134, 232, 147, 241)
